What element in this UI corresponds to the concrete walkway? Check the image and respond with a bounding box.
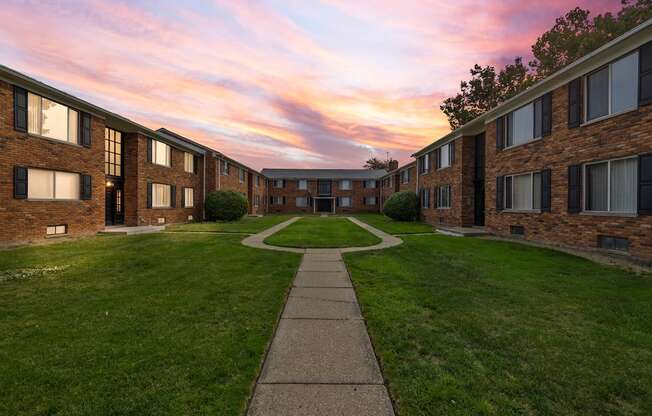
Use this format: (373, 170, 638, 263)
(244, 217, 399, 416)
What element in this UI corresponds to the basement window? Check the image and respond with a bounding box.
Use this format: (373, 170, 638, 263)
(510, 225, 525, 236)
(598, 235, 629, 252)
(46, 225, 67, 236)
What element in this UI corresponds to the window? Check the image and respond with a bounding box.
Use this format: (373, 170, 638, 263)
(598, 235, 630, 252)
(46, 225, 67, 236)
(401, 169, 410, 184)
(105, 128, 122, 176)
(184, 152, 194, 173)
(271, 196, 284, 205)
(437, 185, 451, 208)
(255, 175, 260, 187)
(340, 196, 352, 207)
(584, 157, 637, 213)
(510, 225, 525, 236)
(221, 160, 229, 175)
(420, 188, 430, 208)
(152, 140, 171, 167)
(296, 196, 308, 207)
(439, 144, 451, 169)
(365, 196, 377, 206)
(239, 168, 245, 183)
(27, 93, 78, 143)
(184, 187, 194, 208)
(274, 179, 284, 188)
(364, 180, 377, 189)
(298, 179, 308, 190)
(254, 195, 260, 206)
(586, 52, 638, 122)
(152, 183, 171, 208)
(504, 172, 541, 211)
(339, 180, 351, 190)
(419, 153, 430, 174)
(27, 169, 79, 200)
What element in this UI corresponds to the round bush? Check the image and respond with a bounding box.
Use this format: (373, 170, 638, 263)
(205, 190, 248, 221)
(382, 191, 419, 221)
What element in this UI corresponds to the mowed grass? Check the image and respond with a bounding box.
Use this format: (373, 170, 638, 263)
(354, 213, 433, 235)
(166, 214, 294, 234)
(0, 233, 301, 415)
(344, 235, 652, 416)
(264, 217, 381, 248)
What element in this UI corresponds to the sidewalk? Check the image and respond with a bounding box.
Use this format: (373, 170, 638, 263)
(244, 218, 398, 415)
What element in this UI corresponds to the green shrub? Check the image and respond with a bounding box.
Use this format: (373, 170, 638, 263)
(205, 190, 248, 221)
(382, 191, 419, 221)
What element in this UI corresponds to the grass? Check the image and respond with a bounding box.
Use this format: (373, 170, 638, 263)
(264, 216, 381, 248)
(166, 214, 294, 234)
(0, 233, 301, 415)
(344, 235, 652, 416)
(354, 213, 433, 235)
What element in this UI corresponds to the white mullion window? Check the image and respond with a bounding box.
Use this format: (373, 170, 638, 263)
(152, 183, 171, 208)
(152, 140, 171, 167)
(28, 93, 79, 144)
(27, 169, 80, 200)
(584, 52, 638, 123)
(583, 157, 637, 213)
(504, 172, 541, 211)
(438, 185, 451, 209)
(439, 144, 451, 169)
(184, 152, 194, 173)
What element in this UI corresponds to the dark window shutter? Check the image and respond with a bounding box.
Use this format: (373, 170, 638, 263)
(269, 196, 273, 205)
(433, 186, 438, 208)
(639, 154, 652, 214)
(147, 139, 153, 163)
(80, 113, 92, 147)
(282, 196, 286, 205)
(181, 187, 186, 208)
(639, 41, 652, 106)
(505, 176, 513, 209)
(336, 197, 340, 207)
(13, 86, 27, 133)
(170, 185, 176, 208)
(363, 181, 367, 189)
(282, 180, 286, 188)
(363, 197, 367, 205)
(542, 93, 553, 136)
(13, 166, 28, 199)
(450, 141, 456, 165)
(568, 165, 582, 213)
(193, 156, 198, 174)
(147, 182, 153, 208)
(496, 117, 504, 150)
(541, 169, 551, 212)
(80, 174, 92, 200)
(568, 78, 582, 128)
(496, 176, 504, 211)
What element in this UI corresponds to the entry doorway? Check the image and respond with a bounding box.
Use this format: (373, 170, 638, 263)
(105, 180, 124, 226)
(315, 198, 333, 213)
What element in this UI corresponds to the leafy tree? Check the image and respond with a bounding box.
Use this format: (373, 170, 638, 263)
(364, 157, 396, 170)
(440, 58, 534, 129)
(441, 0, 652, 129)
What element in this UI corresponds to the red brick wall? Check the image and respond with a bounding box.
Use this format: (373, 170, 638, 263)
(266, 179, 381, 214)
(124, 133, 203, 226)
(485, 84, 652, 260)
(249, 172, 266, 215)
(0, 80, 105, 244)
(399, 165, 417, 193)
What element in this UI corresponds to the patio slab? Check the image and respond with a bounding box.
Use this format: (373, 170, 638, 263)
(248, 384, 394, 416)
(293, 271, 352, 288)
(259, 319, 383, 384)
(283, 288, 361, 320)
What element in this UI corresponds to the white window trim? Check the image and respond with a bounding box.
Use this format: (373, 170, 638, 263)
(298, 179, 308, 190)
(27, 93, 80, 145)
(438, 144, 451, 170)
(239, 167, 245, 183)
(582, 156, 638, 215)
(184, 187, 194, 208)
(339, 180, 352, 190)
(419, 153, 430, 175)
(421, 188, 430, 209)
(437, 185, 452, 209)
(502, 99, 545, 151)
(152, 140, 171, 167)
(503, 171, 542, 213)
(582, 52, 639, 126)
(340, 196, 352, 207)
(184, 152, 194, 173)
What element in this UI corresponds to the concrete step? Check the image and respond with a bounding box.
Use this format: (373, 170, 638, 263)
(435, 225, 489, 237)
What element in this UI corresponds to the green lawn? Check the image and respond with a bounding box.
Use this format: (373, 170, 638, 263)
(166, 214, 294, 234)
(344, 235, 652, 416)
(354, 213, 433, 234)
(0, 233, 300, 415)
(264, 217, 381, 248)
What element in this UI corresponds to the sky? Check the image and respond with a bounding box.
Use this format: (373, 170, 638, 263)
(0, 0, 622, 170)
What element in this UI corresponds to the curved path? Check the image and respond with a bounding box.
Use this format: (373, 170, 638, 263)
(244, 217, 400, 416)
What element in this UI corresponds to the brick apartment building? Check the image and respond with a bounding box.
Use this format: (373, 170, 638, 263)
(0, 65, 263, 245)
(378, 160, 417, 206)
(261, 169, 385, 214)
(413, 21, 652, 260)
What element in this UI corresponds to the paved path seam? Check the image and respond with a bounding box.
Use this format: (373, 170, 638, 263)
(244, 217, 398, 416)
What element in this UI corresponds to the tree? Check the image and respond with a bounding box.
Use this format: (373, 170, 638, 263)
(440, 58, 534, 129)
(364, 157, 396, 170)
(441, 0, 652, 129)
